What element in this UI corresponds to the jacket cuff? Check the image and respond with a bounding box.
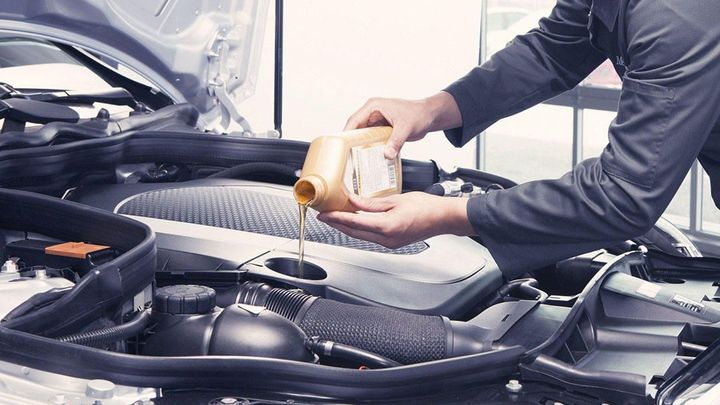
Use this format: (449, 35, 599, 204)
(443, 80, 487, 147)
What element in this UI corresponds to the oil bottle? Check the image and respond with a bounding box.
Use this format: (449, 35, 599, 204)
(293, 126, 401, 278)
(293, 126, 402, 212)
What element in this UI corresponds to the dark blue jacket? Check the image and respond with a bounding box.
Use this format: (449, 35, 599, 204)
(444, 0, 720, 276)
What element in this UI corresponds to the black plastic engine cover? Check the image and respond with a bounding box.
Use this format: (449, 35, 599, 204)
(67, 179, 502, 317)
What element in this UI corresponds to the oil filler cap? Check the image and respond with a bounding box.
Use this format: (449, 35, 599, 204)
(154, 284, 216, 315)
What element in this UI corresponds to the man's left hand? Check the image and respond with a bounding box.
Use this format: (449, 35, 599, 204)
(317, 192, 475, 249)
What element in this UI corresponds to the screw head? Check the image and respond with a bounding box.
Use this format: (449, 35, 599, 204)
(1, 260, 18, 273)
(505, 379, 523, 393)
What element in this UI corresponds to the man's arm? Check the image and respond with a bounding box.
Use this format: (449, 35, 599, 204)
(322, 0, 720, 277)
(463, 0, 720, 275)
(444, 0, 606, 146)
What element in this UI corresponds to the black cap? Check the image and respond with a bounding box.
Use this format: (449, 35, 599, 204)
(154, 285, 216, 315)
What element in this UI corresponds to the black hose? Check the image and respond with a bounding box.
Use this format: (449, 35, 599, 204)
(306, 337, 401, 369)
(56, 309, 150, 347)
(207, 162, 298, 184)
(484, 278, 548, 307)
(0, 104, 198, 149)
(234, 282, 493, 364)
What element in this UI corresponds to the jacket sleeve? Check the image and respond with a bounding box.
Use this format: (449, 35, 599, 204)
(459, 0, 720, 276)
(443, 0, 606, 146)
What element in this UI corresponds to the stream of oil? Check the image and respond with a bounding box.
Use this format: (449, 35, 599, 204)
(298, 203, 308, 279)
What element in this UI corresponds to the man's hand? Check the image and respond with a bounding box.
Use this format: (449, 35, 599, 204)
(345, 92, 463, 159)
(317, 192, 475, 249)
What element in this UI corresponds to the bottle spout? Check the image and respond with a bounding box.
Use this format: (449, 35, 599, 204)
(293, 176, 325, 206)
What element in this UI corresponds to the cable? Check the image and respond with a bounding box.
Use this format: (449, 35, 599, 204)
(306, 337, 401, 369)
(206, 162, 298, 183)
(56, 309, 150, 347)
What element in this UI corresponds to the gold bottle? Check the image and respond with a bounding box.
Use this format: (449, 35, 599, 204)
(293, 126, 402, 212)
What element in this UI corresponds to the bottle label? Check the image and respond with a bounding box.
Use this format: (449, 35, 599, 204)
(344, 143, 399, 197)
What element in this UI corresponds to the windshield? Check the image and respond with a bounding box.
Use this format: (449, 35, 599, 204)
(0, 34, 113, 92)
(0, 35, 80, 68)
(0, 34, 138, 124)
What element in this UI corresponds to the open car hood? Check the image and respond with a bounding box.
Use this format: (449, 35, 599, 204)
(0, 0, 268, 130)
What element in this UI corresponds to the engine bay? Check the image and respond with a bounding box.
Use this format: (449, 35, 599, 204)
(0, 102, 719, 403)
(2, 156, 720, 403)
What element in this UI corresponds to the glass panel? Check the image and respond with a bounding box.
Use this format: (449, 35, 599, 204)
(486, 0, 555, 57)
(246, 0, 477, 169)
(582, 109, 615, 160)
(581, 60, 622, 89)
(484, 104, 572, 183)
(702, 172, 720, 233)
(664, 172, 691, 228)
(0, 35, 78, 68)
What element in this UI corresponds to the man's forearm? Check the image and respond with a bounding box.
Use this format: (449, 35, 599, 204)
(422, 91, 463, 132)
(443, 0, 605, 148)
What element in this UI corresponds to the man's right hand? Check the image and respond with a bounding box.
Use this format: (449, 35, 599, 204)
(344, 91, 463, 160)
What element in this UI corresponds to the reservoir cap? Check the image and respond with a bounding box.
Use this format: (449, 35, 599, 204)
(154, 284, 216, 315)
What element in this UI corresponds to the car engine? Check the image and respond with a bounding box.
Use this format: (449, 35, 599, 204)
(2, 105, 720, 404)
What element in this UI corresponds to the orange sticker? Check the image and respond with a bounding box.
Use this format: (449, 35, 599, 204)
(45, 242, 111, 259)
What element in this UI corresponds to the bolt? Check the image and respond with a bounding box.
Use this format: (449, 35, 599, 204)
(86, 379, 115, 399)
(505, 379, 522, 393)
(1, 260, 18, 273)
(35, 269, 48, 279)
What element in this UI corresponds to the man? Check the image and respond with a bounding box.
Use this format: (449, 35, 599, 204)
(316, 0, 720, 277)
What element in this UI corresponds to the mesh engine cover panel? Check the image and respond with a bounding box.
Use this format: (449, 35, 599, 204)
(298, 299, 447, 364)
(117, 187, 427, 255)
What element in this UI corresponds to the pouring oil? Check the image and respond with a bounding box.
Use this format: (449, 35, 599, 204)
(298, 202, 308, 278)
(293, 126, 402, 277)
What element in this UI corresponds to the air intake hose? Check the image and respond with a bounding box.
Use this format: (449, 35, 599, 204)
(235, 282, 491, 364)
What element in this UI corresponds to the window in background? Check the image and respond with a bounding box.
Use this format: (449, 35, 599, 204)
(243, 0, 483, 169)
(485, 0, 554, 57)
(483, 1, 571, 182)
(582, 109, 614, 160)
(666, 173, 692, 228)
(484, 104, 573, 182)
(582, 61, 622, 89)
(703, 173, 720, 233)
